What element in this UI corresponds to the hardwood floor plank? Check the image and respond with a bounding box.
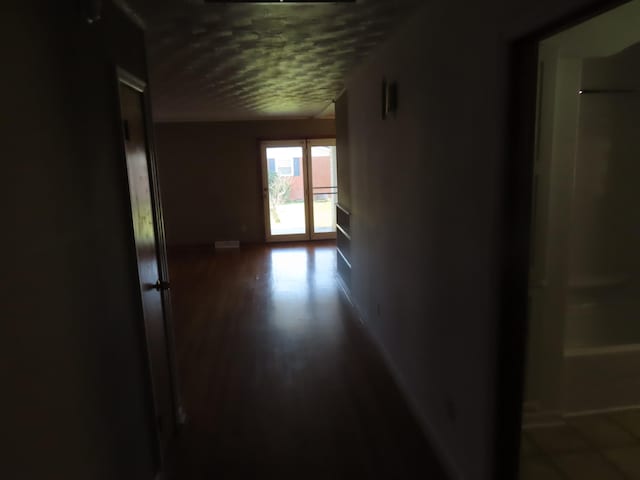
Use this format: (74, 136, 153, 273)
(166, 242, 448, 479)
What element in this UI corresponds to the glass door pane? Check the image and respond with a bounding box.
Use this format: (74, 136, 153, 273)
(309, 140, 338, 238)
(263, 142, 309, 240)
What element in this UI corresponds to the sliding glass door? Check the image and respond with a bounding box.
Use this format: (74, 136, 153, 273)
(308, 139, 338, 240)
(261, 139, 337, 242)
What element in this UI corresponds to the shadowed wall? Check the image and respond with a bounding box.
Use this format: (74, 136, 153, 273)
(2, 2, 157, 478)
(336, 0, 626, 479)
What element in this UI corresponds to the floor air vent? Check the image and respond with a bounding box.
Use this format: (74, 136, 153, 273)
(214, 241, 240, 249)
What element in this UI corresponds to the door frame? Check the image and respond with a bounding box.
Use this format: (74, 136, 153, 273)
(261, 139, 312, 242)
(494, 1, 630, 478)
(260, 138, 338, 243)
(114, 66, 182, 472)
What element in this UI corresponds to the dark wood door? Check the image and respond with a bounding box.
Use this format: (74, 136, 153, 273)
(118, 81, 174, 452)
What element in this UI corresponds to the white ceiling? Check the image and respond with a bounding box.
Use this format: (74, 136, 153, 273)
(122, 0, 421, 122)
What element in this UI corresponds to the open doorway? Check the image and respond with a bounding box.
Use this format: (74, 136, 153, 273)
(261, 139, 338, 242)
(517, 1, 640, 478)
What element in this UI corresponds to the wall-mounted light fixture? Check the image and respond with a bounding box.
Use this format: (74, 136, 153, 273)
(381, 79, 398, 120)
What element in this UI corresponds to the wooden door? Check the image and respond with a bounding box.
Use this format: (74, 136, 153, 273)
(118, 75, 175, 455)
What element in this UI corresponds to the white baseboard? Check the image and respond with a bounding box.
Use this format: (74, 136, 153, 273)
(344, 295, 464, 480)
(565, 404, 640, 418)
(522, 410, 565, 428)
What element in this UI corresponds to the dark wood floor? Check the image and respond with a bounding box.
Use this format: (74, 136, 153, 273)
(166, 241, 448, 479)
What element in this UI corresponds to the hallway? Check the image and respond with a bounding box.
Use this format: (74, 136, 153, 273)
(166, 242, 447, 479)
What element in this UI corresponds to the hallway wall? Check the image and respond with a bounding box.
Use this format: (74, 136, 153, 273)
(2, 2, 157, 479)
(337, 0, 623, 479)
(335, 93, 352, 212)
(155, 119, 336, 246)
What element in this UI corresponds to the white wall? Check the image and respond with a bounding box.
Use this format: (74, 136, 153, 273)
(566, 43, 640, 347)
(337, 0, 628, 478)
(525, 50, 582, 416)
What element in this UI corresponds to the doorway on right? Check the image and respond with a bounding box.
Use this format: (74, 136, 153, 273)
(520, 2, 640, 479)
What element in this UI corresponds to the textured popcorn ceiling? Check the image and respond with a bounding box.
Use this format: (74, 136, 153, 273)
(122, 0, 421, 121)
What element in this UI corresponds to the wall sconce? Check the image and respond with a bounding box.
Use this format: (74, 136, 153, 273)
(381, 78, 398, 120)
(80, 0, 102, 24)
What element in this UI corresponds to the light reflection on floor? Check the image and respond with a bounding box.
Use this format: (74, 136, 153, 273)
(268, 244, 340, 332)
